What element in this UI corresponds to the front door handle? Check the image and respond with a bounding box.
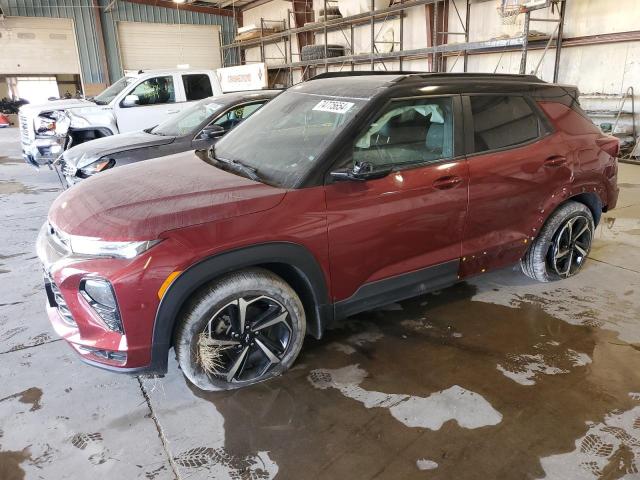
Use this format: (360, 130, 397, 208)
(167, 109, 180, 114)
(544, 155, 567, 167)
(433, 175, 463, 190)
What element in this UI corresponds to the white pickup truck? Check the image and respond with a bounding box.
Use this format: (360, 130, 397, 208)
(19, 69, 222, 166)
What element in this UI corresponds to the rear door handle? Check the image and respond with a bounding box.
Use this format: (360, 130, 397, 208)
(167, 109, 180, 114)
(544, 155, 567, 167)
(433, 175, 463, 190)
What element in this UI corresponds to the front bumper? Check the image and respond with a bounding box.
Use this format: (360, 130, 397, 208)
(22, 137, 66, 167)
(36, 224, 185, 374)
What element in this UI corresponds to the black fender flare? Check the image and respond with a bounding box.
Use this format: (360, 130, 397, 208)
(148, 242, 332, 374)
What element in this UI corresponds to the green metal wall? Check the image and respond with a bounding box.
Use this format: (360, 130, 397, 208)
(1, 0, 237, 85)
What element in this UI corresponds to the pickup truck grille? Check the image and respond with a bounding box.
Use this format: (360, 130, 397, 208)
(19, 114, 31, 144)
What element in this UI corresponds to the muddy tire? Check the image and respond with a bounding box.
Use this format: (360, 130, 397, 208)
(175, 268, 306, 391)
(521, 201, 594, 283)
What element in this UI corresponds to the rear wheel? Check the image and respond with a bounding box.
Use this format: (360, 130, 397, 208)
(521, 201, 594, 282)
(175, 269, 306, 391)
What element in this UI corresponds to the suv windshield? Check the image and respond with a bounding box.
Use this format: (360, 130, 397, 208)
(213, 90, 366, 188)
(150, 98, 224, 137)
(93, 76, 136, 105)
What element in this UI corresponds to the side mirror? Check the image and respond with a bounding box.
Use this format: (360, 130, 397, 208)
(122, 94, 139, 107)
(330, 161, 392, 182)
(199, 124, 225, 140)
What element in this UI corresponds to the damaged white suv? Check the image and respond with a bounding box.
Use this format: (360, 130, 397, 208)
(19, 69, 222, 167)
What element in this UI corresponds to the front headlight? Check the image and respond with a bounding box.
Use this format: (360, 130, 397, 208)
(35, 110, 70, 137)
(78, 158, 115, 178)
(35, 116, 56, 136)
(69, 236, 160, 259)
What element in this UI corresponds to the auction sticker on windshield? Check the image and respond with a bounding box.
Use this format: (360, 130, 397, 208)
(312, 100, 354, 114)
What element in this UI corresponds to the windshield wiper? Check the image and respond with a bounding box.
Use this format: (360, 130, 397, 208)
(208, 147, 261, 182)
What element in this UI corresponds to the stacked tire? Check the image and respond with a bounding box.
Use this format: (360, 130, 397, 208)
(300, 44, 345, 61)
(318, 6, 342, 21)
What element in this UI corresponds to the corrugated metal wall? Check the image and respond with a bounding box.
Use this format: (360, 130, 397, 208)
(0, 0, 237, 85)
(2, 0, 107, 84)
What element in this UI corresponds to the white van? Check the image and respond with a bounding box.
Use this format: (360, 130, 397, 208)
(19, 69, 222, 166)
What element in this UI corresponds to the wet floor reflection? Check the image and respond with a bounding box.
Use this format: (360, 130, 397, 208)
(188, 283, 640, 479)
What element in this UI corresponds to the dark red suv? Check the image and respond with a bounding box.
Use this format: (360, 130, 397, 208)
(37, 72, 619, 390)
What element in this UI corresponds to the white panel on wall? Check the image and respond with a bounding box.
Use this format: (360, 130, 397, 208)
(118, 21, 221, 71)
(0, 17, 80, 75)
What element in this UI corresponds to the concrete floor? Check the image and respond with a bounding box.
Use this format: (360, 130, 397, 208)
(1, 126, 640, 480)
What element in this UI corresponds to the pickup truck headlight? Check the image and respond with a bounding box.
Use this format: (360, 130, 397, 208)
(78, 158, 115, 178)
(35, 111, 70, 137)
(69, 236, 160, 259)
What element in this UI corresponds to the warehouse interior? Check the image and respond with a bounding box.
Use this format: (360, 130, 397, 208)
(1, 0, 640, 479)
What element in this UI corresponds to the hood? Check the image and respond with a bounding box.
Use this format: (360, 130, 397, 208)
(63, 130, 176, 169)
(49, 150, 287, 240)
(19, 99, 95, 116)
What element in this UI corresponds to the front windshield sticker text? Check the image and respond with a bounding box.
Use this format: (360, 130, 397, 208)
(312, 100, 354, 114)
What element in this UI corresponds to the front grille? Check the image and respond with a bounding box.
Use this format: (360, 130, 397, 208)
(44, 271, 77, 327)
(60, 160, 77, 177)
(19, 114, 31, 144)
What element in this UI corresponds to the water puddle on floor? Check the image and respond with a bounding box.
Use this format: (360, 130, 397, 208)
(0, 180, 59, 195)
(0, 155, 21, 165)
(188, 283, 640, 479)
(0, 447, 32, 480)
(0, 387, 42, 412)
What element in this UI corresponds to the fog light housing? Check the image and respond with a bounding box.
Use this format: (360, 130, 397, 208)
(77, 346, 127, 365)
(80, 278, 124, 333)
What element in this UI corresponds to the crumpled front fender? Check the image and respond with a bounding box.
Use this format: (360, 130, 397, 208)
(67, 108, 118, 135)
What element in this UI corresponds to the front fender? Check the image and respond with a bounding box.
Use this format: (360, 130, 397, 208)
(67, 108, 118, 134)
(149, 242, 332, 374)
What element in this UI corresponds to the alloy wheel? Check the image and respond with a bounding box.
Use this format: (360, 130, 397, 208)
(550, 215, 593, 278)
(198, 295, 293, 383)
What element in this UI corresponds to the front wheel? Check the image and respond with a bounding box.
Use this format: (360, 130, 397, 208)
(521, 201, 594, 282)
(175, 269, 306, 391)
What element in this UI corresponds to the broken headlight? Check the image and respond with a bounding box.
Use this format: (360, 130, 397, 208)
(35, 111, 70, 137)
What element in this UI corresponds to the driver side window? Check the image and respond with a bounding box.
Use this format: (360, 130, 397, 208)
(213, 102, 265, 131)
(352, 97, 454, 168)
(128, 76, 175, 106)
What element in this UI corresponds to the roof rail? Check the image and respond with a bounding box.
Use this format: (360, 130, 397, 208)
(414, 72, 545, 83)
(311, 71, 545, 83)
(311, 71, 425, 80)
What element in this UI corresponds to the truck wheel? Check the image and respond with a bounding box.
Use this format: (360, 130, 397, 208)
(174, 268, 306, 391)
(521, 201, 594, 282)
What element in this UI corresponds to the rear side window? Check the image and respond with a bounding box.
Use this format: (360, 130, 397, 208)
(183, 74, 213, 101)
(470, 96, 539, 153)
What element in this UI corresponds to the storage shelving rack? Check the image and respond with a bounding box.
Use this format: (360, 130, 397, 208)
(220, 0, 567, 86)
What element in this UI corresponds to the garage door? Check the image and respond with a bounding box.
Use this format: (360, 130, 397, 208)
(117, 21, 221, 71)
(0, 16, 81, 75)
